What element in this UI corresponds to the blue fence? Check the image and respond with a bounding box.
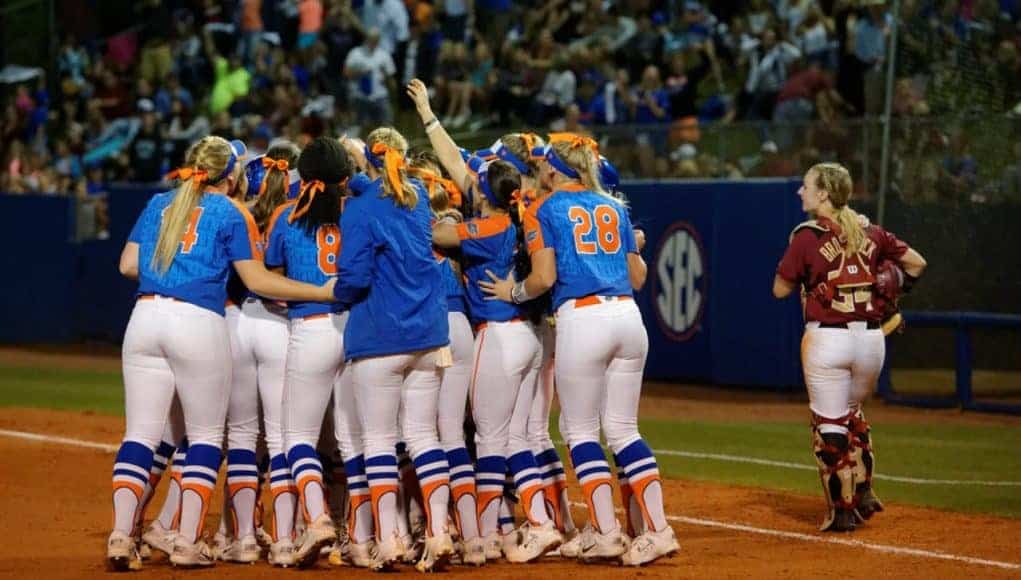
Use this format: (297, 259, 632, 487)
(1, 181, 1016, 413)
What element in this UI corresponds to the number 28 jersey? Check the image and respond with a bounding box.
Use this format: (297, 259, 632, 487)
(264, 201, 344, 319)
(524, 185, 638, 311)
(129, 191, 263, 316)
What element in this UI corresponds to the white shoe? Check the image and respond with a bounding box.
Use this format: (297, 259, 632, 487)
(210, 531, 230, 560)
(622, 527, 680, 566)
(502, 526, 523, 555)
(294, 514, 336, 568)
(221, 534, 260, 564)
(107, 530, 142, 572)
(461, 537, 487, 566)
(578, 526, 628, 563)
(370, 532, 407, 572)
(401, 532, 422, 564)
(141, 520, 176, 557)
(558, 524, 591, 558)
(269, 538, 296, 567)
(255, 525, 273, 548)
(505, 521, 563, 563)
(482, 533, 503, 560)
(169, 536, 215, 567)
(138, 540, 151, 561)
(332, 539, 375, 567)
(416, 533, 455, 572)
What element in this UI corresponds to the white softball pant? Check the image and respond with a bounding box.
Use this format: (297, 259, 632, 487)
(439, 312, 474, 448)
(801, 322, 885, 434)
(528, 319, 556, 452)
(226, 299, 290, 456)
(122, 296, 231, 450)
(470, 320, 543, 458)
(554, 298, 648, 452)
(282, 312, 348, 451)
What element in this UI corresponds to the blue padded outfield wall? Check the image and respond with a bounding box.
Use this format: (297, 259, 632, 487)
(0, 180, 809, 388)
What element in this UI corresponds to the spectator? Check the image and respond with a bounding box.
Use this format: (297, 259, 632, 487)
(795, 4, 836, 68)
(58, 34, 90, 90)
(632, 64, 672, 177)
(773, 61, 850, 127)
(359, 0, 410, 79)
(344, 28, 397, 127)
(853, 0, 892, 115)
(167, 98, 210, 166)
(530, 53, 577, 126)
(126, 100, 165, 183)
(205, 29, 252, 115)
(440, 0, 473, 42)
(298, 0, 325, 51)
(588, 68, 633, 125)
(938, 131, 979, 203)
(752, 140, 799, 177)
(239, 0, 264, 64)
(665, 41, 722, 120)
(743, 27, 801, 120)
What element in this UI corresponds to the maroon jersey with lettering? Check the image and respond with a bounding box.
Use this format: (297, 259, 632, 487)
(777, 221, 908, 324)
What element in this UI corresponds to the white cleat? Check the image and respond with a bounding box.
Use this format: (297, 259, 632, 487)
(137, 540, 152, 560)
(255, 525, 273, 549)
(210, 531, 230, 560)
(268, 538, 296, 567)
(221, 534, 260, 564)
(461, 537, 487, 566)
(558, 524, 591, 559)
(482, 533, 503, 560)
(622, 527, 680, 566)
(341, 540, 376, 568)
(141, 520, 176, 557)
(505, 521, 563, 563)
(294, 514, 336, 568)
(416, 533, 455, 573)
(370, 532, 407, 572)
(402, 532, 423, 564)
(106, 530, 143, 572)
(578, 526, 628, 564)
(169, 536, 215, 568)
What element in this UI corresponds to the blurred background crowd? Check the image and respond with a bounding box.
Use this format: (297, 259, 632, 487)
(1, 0, 1019, 215)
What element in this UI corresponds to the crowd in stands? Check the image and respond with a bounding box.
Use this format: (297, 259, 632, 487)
(1, 0, 1019, 203)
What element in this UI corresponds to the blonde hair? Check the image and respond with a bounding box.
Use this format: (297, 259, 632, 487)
(153, 136, 234, 273)
(550, 139, 617, 202)
(366, 127, 418, 209)
(811, 162, 864, 255)
(500, 133, 544, 178)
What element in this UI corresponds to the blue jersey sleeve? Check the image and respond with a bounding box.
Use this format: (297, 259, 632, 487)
(333, 199, 376, 304)
(128, 194, 161, 243)
(620, 205, 638, 254)
(224, 198, 264, 263)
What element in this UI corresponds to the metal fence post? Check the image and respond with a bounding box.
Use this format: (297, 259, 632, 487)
(877, 0, 901, 226)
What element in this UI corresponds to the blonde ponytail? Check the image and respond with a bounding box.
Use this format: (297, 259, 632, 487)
(366, 127, 418, 210)
(810, 162, 861, 254)
(152, 136, 233, 273)
(550, 134, 620, 202)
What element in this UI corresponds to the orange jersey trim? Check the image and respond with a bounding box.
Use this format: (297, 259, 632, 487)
(263, 200, 297, 245)
(524, 194, 552, 255)
(227, 197, 266, 261)
(456, 214, 512, 240)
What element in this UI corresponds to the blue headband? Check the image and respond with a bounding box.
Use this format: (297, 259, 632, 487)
(537, 145, 580, 179)
(476, 161, 500, 207)
(475, 139, 530, 174)
(212, 139, 248, 184)
(364, 143, 384, 170)
(599, 156, 620, 190)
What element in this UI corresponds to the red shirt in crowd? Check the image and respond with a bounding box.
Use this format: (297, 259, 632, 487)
(777, 221, 908, 324)
(776, 67, 833, 104)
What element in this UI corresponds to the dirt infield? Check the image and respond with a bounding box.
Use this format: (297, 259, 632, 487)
(0, 408, 1019, 579)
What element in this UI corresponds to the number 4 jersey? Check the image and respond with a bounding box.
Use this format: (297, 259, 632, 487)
(524, 185, 639, 311)
(776, 220, 908, 324)
(129, 191, 264, 315)
(264, 201, 344, 319)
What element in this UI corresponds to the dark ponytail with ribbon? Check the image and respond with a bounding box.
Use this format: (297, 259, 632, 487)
(291, 137, 353, 234)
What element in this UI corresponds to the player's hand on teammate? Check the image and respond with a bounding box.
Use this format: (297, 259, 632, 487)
(406, 79, 435, 121)
(321, 278, 337, 301)
(634, 228, 646, 252)
(478, 269, 515, 302)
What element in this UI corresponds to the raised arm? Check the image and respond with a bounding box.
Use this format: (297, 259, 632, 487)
(406, 79, 472, 194)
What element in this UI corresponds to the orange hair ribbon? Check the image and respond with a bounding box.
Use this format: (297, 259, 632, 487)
(548, 132, 599, 154)
(262, 157, 289, 172)
(165, 167, 209, 184)
(509, 188, 526, 222)
(412, 167, 463, 208)
(289, 179, 325, 223)
(371, 142, 407, 204)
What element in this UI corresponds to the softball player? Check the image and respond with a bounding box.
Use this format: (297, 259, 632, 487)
(219, 141, 302, 566)
(407, 154, 486, 565)
(108, 135, 337, 571)
(773, 162, 926, 532)
(264, 137, 356, 568)
(480, 133, 679, 566)
(333, 127, 454, 572)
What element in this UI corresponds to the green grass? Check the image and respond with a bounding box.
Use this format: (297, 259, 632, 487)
(1, 363, 1018, 518)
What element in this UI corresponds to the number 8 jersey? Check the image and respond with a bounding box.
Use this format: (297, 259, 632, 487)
(524, 184, 639, 311)
(264, 201, 345, 319)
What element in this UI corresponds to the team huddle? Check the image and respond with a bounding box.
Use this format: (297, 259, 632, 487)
(105, 77, 678, 573)
(105, 75, 926, 573)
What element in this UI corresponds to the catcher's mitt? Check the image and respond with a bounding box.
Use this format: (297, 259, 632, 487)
(875, 260, 906, 335)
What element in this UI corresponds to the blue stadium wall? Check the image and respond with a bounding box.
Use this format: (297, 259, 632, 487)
(0, 180, 808, 388)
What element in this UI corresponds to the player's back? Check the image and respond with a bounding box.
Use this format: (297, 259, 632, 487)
(131, 191, 261, 315)
(531, 187, 635, 311)
(264, 202, 343, 319)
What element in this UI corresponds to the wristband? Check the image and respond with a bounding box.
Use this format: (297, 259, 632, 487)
(511, 280, 533, 304)
(424, 118, 440, 132)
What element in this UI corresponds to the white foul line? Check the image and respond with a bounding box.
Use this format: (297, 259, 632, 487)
(1, 427, 1018, 572)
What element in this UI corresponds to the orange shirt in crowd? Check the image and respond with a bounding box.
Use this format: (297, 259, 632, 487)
(299, 0, 324, 34)
(241, 0, 263, 32)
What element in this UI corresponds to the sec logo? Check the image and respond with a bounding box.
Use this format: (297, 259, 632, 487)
(653, 222, 706, 342)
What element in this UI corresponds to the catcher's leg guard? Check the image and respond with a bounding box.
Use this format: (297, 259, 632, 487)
(812, 414, 858, 532)
(849, 409, 884, 520)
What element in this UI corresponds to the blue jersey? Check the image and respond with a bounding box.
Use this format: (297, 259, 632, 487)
(128, 191, 263, 316)
(457, 214, 523, 325)
(264, 202, 344, 319)
(524, 186, 637, 311)
(333, 177, 449, 360)
(439, 255, 467, 315)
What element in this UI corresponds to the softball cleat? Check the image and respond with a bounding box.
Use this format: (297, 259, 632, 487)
(293, 513, 336, 568)
(416, 533, 455, 572)
(578, 526, 628, 563)
(505, 521, 563, 563)
(370, 532, 407, 572)
(140, 520, 176, 557)
(106, 530, 143, 572)
(461, 537, 487, 566)
(621, 526, 680, 566)
(220, 534, 260, 564)
(268, 538, 296, 567)
(169, 536, 215, 567)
